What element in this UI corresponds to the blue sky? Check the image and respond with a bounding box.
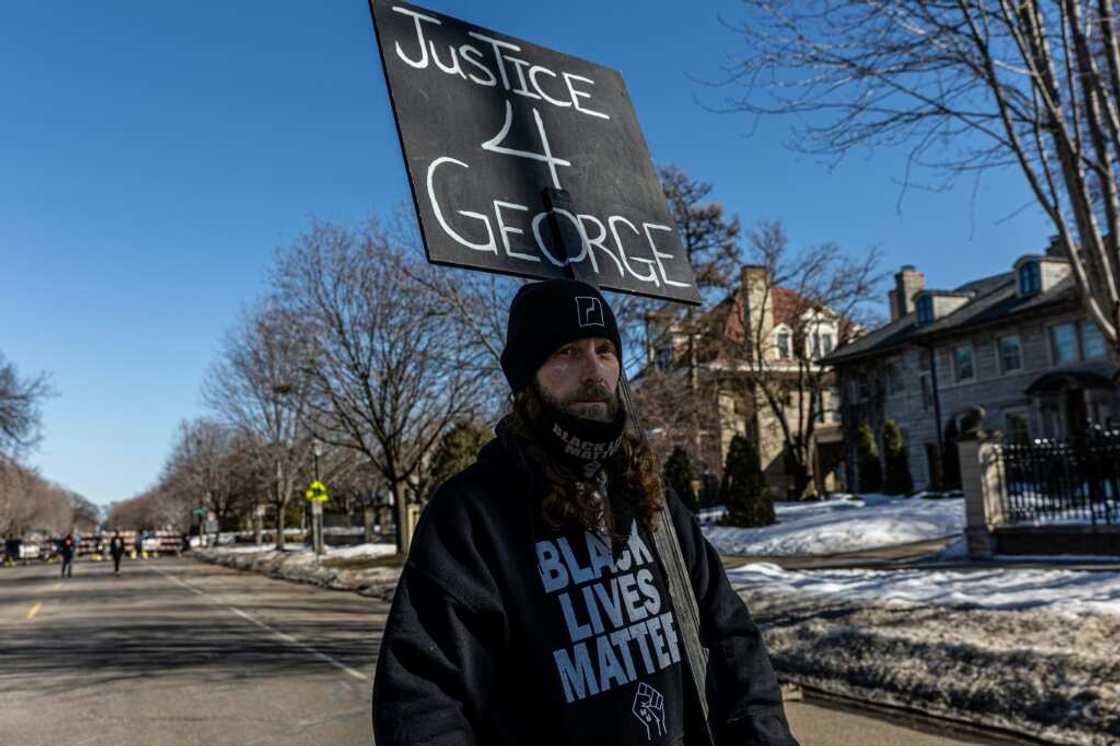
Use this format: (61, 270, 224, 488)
(0, 1, 1051, 507)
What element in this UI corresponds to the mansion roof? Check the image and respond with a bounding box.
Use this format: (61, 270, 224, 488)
(824, 270, 1079, 365)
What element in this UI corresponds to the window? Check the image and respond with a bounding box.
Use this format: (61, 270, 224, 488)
(954, 345, 975, 382)
(1005, 411, 1030, 444)
(810, 331, 835, 359)
(776, 331, 791, 359)
(887, 363, 905, 395)
(1019, 262, 1042, 294)
(916, 296, 934, 325)
(998, 335, 1022, 374)
(1050, 323, 1078, 364)
(858, 376, 871, 401)
(1083, 320, 1107, 359)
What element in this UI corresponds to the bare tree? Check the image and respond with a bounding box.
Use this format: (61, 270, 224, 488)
(726, 0, 1120, 345)
(271, 219, 489, 554)
(165, 418, 251, 541)
(107, 484, 192, 533)
(203, 304, 316, 550)
(67, 491, 100, 531)
(405, 265, 521, 418)
(633, 165, 746, 474)
(0, 462, 86, 538)
(0, 351, 51, 462)
(633, 367, 725, 477)
(728, 220, 882, 497)
(612, 165, 746, 377)
(0, 462, 45, 536)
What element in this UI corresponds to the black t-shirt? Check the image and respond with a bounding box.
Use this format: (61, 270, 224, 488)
(526, 516, 689, 743)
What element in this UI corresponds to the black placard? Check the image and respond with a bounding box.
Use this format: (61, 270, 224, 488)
(368, 0, 701, 305)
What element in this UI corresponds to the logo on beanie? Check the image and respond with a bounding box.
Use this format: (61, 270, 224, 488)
(575, 296, 605, 328)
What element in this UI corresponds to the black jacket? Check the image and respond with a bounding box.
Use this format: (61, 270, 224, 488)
(372, 428, 797, 745)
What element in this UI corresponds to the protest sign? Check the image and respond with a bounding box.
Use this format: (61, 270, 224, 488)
(369, 0, 701, 304)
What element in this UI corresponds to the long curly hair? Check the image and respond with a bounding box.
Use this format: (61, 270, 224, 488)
(505, 384, 664, 542)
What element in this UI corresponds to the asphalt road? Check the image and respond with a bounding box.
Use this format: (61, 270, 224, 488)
(0, 557, 1029, 745)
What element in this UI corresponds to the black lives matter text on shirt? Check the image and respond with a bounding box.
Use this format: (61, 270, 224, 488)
(367, 0, 701, 305)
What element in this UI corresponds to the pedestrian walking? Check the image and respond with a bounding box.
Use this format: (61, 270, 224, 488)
(372, 279, 798, 745)
(109, 531, 125, 575)
(60, 532, 75, 578)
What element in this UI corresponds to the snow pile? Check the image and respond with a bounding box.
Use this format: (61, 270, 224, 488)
(737, 565, 1120, 745)
(194, 542, 402, 599)
(729, 563, 1120, 616)
(702, 494, 965, 556)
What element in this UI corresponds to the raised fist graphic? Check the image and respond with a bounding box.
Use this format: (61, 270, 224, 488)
(632, 682, 666, 740)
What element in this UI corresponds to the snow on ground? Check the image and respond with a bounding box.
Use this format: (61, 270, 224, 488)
(201, 542, 396, 560)
(701, 493, 965, 556)
(324, 542, 398, 559)
(195, 542, 402, 600)
(728, 562, 1120, 616)
(738, 570, 1120, 745)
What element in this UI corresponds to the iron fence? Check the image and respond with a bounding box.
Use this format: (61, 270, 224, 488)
(998, 430, 1119, 526)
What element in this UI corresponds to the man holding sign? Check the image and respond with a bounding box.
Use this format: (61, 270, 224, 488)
(372, 279, 797, 745)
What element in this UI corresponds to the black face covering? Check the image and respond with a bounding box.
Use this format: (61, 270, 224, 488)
(531, 396, 627, 479)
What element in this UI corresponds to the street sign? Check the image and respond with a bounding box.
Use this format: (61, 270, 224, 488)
(368, 0, 701, 305)
(305, 480, 330, 503)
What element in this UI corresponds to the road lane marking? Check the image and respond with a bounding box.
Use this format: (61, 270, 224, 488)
(158, 569, 368, 683)
(26, 602, 42, 621)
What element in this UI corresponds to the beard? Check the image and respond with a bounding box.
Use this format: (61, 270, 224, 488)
(536, 380, 621, 423)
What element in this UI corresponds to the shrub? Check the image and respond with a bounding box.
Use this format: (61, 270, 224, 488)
(719, 434, 775, 527)
(662, 446, 699, 512)
(881, 419, 914, 495)
(857, 422, 883, 493)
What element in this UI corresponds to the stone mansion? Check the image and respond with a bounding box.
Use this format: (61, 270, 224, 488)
(825, 238, 1119, 492)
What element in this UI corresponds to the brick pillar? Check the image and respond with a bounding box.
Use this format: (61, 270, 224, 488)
(957, 431, 1006, 559)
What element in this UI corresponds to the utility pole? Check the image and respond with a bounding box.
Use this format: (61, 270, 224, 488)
(312, 441, 323, 557)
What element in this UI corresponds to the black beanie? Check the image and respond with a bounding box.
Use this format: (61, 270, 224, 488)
(500, 279, 623, 392)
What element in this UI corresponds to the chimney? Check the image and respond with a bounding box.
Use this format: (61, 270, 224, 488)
(894, 265, 925, 317)
(888, 288, 901, 321)
(1046, 234, 1066, 258)
(740, 265, 773, 359)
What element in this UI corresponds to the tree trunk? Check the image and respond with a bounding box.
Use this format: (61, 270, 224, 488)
(363, 507, 376, 544)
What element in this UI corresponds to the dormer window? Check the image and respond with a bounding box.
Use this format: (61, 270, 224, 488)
(916, 295, 934, 325)
(776, 331, 791, 359)
(1019, 262, 1041, 294)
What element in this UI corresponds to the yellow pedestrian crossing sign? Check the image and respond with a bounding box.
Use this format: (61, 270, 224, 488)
(305, 480, 330, 503)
